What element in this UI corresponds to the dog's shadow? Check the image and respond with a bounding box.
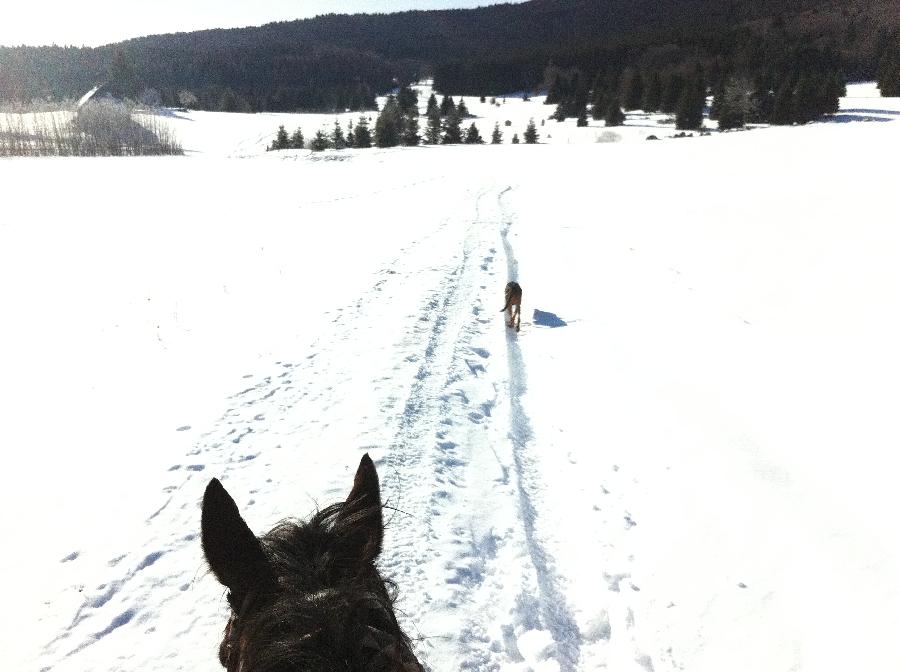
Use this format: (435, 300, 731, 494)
(532, 309, 568, 328)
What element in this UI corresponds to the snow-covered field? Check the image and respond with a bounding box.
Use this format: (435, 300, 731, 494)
(2, 83, 899, 672)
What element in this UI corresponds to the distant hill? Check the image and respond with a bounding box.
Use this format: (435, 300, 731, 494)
(1, 0, 897, 111)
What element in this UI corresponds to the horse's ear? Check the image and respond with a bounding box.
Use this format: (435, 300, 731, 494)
(202, 478, 274, 606)
(336, 453, 384, 565)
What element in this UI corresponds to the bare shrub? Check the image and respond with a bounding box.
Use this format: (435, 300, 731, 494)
(596, 130, 621, 143)
(0, 99, 181, 157)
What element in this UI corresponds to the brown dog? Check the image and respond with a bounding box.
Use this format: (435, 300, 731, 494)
(501, 281, 522, 332)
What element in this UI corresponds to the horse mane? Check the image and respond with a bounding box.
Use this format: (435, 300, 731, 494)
(218, 501, 420, 672)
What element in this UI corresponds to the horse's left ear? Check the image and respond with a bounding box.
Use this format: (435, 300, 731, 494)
(336, 453, 384, 564)
(202, 478, 275, 607)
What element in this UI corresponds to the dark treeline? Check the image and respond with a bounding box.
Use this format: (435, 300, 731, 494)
(0, 43, 408, 112)
(0, 0, 897, 111)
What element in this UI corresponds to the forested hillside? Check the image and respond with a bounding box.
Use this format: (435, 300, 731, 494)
(0, 0, 897, 111)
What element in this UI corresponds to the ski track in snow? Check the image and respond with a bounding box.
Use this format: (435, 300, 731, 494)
(37, 178, 660, 672)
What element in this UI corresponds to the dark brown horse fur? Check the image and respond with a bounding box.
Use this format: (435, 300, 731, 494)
(201, 455, 424, 672)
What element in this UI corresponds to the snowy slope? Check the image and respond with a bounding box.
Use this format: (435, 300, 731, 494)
(2, 84, 899, 672)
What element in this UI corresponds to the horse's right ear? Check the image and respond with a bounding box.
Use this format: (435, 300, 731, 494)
(202, 478, 274, 607)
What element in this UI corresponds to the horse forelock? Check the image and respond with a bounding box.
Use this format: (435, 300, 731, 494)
(217, 503, 420, 672)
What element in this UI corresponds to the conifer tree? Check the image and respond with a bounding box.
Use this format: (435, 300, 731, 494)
(819, 72, 844, 114)
(426, 92, 439, 117)
(523, 118, 538, 144)
(401, 114, 421, 146)
(375, 99, 401, 147)
(715, 79, 753, 131)
(289, 127, 304, 149)
(345, 120, 355, 148)
(397, 85, 418, 115)
(464, 122, 484, 144)
(575, 103, 589, 126)
(491, 122, 502, 144)
(604, 98, 625, 126)
(310, 129, 331, 151)
(271, 124, 290, 150)
(552, 102, 569, 121)
(440, 95, 455, 117)
(425, 111, 442, 144)
(331, 119, 346, 149)
(511, 133, 520, 144)
(771, 80, 795, 125)
(442, 110, 463, 144)
(591, 86, 608, 120)
(457, 98, 470, 118)
(546, 74, 563, 105)
(878, 40, 900, 97)
(750, 74, 775, 122)
(794, 74, 822, 123)
(353, 116, 372, 148)
(675, 75, 705, 130)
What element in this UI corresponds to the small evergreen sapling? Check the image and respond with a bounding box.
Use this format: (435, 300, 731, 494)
(289, 127, 305, 149)
(464, 123, 484, 144)
(310, 129, 330, 151)
(425, 111, 442, 144)
(270, 125, 290, 150)
(491, 122, 502, 144)
(353, 116, 372, 148)
(442, 110, 463, 144)
(523, 118, 538, 144)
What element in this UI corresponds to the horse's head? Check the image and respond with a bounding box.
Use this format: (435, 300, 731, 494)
(201, 454, 422, 672)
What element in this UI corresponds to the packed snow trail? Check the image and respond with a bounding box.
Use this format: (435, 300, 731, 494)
(30, 177, 586, 672)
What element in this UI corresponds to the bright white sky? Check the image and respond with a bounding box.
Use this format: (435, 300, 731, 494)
(1, 0, 524, 47)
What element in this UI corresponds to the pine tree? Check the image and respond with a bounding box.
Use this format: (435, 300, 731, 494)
(442, 110, 463, 144)
(511, 133, 520, 144)
(271, 125, 290, 150)
(576, 104, 589, 126)
(440, 95, 455, 117)
(878, 40, 900, 97)
(464, 122, 484, 144)
(457, 98, 470, 118)
(426, 92, 439, 117)
(604, 98, 625, 126)
(750, 73, 774, 123)
(353, 116, 372, 148)
(771, 80, 795, 125)
(375, 99, 401, 147)
(401, 114, 421, 146)
(310, 129, 331, 151)
(675, 75, 705, 130)
(715, 79, 753, 131)
(523, 118, 538, 144)
(289, 127, 305, 149)
(345, 120, 355, 148)
(425, 111, 442, 144)
(552, 102, 569, 121)
(792, 74, 820, 123)
(546, 74, 563, 105)
(331, 119, 346, 149)
(397, 85, 418, 115)
(819, 72, 844, 114)
(491, 122, 502, 144)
